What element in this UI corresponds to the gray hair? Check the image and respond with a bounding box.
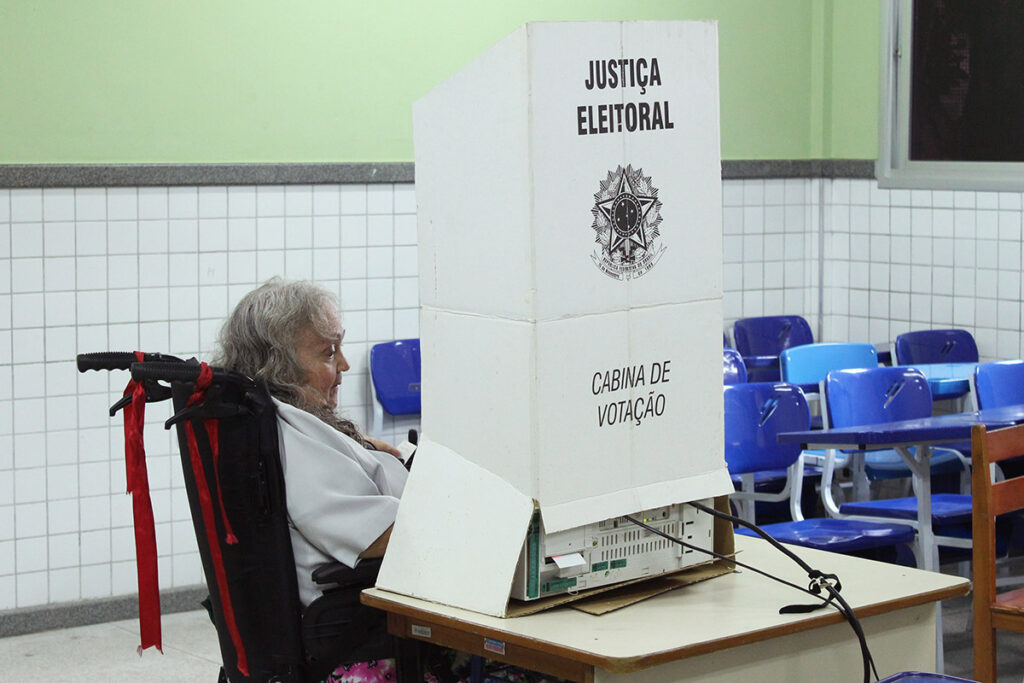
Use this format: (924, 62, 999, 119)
(214, 278, 363, 441)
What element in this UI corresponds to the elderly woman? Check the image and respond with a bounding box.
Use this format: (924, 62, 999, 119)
(216, 278, 406, 604)
(217, 279, 559, 683)
(215, 278, 408, 683)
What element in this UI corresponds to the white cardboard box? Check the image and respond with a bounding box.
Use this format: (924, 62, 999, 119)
(377, 20, 732, 617)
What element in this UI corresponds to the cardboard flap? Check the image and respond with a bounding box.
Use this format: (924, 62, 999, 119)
(539, 468, 733, 533)
(376, 439, 535, 617)
(570, 561, 734, 616)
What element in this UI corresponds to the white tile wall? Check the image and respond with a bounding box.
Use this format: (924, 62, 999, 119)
(822, 180, 1024, 360)
(722, 178, 818, 343)
(4, 175, 1024, 611)
(0, 182, 420, 610)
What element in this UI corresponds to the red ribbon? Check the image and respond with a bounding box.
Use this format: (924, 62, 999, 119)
(122, 351, 162, 654)
(184, 363, 248, 676)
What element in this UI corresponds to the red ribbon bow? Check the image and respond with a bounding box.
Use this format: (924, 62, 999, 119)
(122, 351, 162, 654)
(183, 363, 248, 676)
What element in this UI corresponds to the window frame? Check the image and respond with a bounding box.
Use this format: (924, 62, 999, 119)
(876, 0, 1024, 191)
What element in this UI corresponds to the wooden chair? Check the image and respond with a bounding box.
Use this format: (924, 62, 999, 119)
(971, 422, 1024, 683)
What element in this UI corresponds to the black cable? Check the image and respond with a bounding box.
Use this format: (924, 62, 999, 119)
(624, 505, 878, 683)
(624, 515, 825, 600)
(685, 501, 878, 683)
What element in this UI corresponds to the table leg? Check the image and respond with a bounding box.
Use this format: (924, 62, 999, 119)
(893, 445, 937, 571)
(392, 614, 425, 683)
(896, 443, 943, 673)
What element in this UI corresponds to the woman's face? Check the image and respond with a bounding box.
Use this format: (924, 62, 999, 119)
(295, 307, 349, 409)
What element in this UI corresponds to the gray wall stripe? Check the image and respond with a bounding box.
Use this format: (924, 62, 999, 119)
(0, 159, 875, 188)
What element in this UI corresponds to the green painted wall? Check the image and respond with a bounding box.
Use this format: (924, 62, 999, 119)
(826, 1, 881, 159)
(0, 1, 880, 164)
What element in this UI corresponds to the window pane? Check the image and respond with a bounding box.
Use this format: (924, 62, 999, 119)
(910, 0, 1024, 162)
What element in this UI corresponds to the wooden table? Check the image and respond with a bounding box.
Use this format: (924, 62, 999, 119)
(363, 535, 968, 682)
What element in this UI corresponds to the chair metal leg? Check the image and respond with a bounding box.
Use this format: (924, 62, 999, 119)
(788, 457, 806, 522)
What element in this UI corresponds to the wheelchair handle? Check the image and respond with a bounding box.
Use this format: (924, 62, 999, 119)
(130, 361, 233, 385)
(77, 352, 181, 373)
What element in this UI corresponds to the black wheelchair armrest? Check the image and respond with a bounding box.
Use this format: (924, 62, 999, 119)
(312, 557, 383, 588)
(303, 557, 392, 678)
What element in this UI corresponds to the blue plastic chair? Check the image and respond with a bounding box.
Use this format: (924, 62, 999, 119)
(722, 348, 747, 385)
(895, 329, 979, 365)
(724, 383, 916, 558)
(973, 359, 1024, 483)
(876, 673, 975, 683)
(896, 329, 979, 406)
(822, 367, 973, 551)
(733, 315, 814, 382)
(824, 366, 970, 485)
(723, 366, 822, 521)
(975, 359, 1024, 410)
(778, 343, 881, 479)
(368, 338, 421, 439)
(780, 342, 878, 396)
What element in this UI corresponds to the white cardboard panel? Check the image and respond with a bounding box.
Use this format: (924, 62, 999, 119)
(422, 298, 729, 525)
(376, 439, 535, 617)
(415, 21, 722, 322)
(420, 308, 538, 494)
(414, 26, 533, 318)
(534, 299, 727, 514)
(540, 470, 732, 533)
(529, 21, 722, 320)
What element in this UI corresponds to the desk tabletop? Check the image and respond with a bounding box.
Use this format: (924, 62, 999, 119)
(778, 404, 1024, 449)
(900, 362, 978, 380)
(362, 535, 967, 673)
(900, 362, 977, 400)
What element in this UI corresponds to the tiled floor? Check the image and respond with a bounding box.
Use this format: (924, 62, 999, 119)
(942, 593, 1024, 683)
(0, 610, 221, 682)
(2, 594, 1024, 682)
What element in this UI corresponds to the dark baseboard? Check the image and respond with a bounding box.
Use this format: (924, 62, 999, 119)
(0, 585, 209, 638)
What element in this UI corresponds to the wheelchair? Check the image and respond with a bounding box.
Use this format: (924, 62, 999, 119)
(77, 352, 420, 683)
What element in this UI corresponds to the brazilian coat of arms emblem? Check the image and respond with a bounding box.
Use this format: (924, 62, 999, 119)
(590, 165, 666, 280)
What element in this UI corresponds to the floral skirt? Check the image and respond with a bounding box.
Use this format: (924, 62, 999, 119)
(323, 658, 395, 683)
(320, 649, 568, 683)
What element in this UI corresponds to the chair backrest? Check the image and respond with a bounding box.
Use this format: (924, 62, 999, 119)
(723, 382, 810, 475)
(165, 366, 307, 682)
(722, 347, 747, 384)
(970, 422, 1024, 682)
(369, 338, 421, 415)
(974, 359, 1024, 410)
(894, 328, 979, 365)
(780, 342, 878, 387)
(825, 366, 933, 428)
(732, 315, 813, 357)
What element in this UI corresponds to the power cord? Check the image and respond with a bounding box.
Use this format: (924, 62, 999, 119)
(625, 502, 878, 683)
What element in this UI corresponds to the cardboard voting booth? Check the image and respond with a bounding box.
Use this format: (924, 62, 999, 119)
(377, 20, 733, 618)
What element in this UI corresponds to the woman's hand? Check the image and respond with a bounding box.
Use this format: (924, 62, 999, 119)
(364, 436, 402, 459)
